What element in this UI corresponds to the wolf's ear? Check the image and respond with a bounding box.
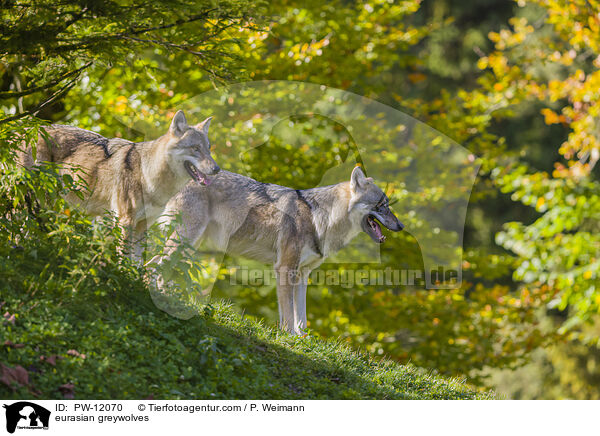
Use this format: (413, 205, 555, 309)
(350, 166, 368, 191)
(169, 110, 188, 137)
(194, 116, 212, 135)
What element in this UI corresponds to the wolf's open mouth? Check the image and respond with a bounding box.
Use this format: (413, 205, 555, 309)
(184, 161, 211, 186)
(363, 214, 385, 243)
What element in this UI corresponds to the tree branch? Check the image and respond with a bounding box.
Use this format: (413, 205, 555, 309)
(0, 76, 79, 125)
(0, 61, 93, 99)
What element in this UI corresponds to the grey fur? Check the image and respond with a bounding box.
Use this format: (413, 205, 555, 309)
(153, 166, 403, 335)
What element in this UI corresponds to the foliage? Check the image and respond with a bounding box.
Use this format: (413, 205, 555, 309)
(0, 0, 263, 125)
(487, 317, 600, 399)
(236, 0, 427, 96)
(464, 0, 600, 337)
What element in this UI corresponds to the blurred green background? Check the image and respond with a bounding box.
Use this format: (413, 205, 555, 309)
(1, 0, 599, 398)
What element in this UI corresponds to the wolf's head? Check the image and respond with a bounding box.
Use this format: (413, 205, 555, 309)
(348, 166, 404, 243)
(166, 110, 220, 186)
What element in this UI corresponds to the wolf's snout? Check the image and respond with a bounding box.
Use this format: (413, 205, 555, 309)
(387, 214, 404, 232)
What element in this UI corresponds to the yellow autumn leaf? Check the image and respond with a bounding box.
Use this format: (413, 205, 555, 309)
(541, 108, 560, 124)
(477, 57, 488, 69)
(536, 197, 545, 209)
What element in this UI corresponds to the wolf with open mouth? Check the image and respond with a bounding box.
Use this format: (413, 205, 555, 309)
(18, 110, 220, 261)
(152, 165, 403, 335)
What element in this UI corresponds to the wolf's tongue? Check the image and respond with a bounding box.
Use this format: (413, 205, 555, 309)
(373, 221, 383, 239)
(195, 171, 209, 186)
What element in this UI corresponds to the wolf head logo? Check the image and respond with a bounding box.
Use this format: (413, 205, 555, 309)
(3, 402, 50, 434)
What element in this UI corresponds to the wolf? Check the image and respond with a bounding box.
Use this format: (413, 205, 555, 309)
(17, 110, 220, 260)
(154, 166, 403, 335)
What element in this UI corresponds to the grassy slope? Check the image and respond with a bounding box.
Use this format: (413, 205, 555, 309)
(1, 284, 492, 400)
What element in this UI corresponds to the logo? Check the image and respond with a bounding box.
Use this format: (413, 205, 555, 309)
(2, 402, 50, 434)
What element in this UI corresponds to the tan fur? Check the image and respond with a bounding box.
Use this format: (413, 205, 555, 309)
(18, 111, 220, 261)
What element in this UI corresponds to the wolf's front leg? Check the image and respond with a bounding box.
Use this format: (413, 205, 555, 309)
(115, 215, 135, 259)
(116, 218, 144, 264)
(146, 212, 209, 292)
(131, 219, 148, 264)
(293, 271, 310, 334)
(275, 265, 299, 334)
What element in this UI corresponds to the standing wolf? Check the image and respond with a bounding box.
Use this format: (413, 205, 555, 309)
(155, 166, 403, 334)
(18, 110, 220, 260)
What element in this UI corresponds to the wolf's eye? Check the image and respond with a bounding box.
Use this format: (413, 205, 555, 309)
(375, 195, 388, 210)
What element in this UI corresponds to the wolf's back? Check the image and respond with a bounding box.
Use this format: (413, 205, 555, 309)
(17, 124, 117, 167)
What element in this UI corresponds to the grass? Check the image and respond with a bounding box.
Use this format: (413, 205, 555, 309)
(0, 282, 492, 400)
